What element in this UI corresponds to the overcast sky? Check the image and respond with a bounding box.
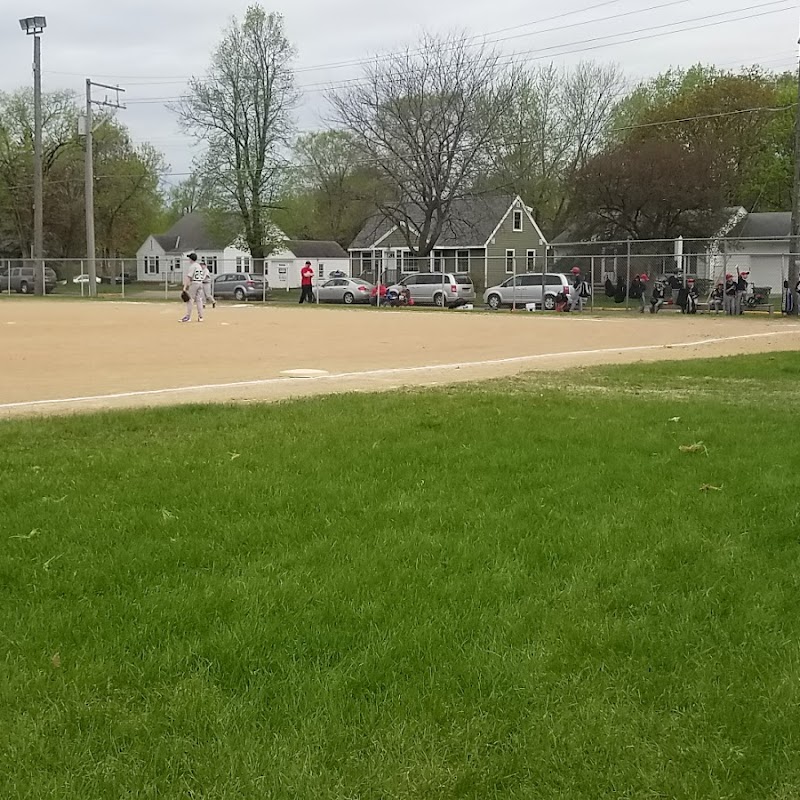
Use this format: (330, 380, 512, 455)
(3, 0, 797, 187)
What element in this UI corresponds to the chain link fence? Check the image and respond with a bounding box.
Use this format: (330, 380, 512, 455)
(3, 237, 794, 313)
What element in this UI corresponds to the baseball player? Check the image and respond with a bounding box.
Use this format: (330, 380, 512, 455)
(181, 253, 210, 323)
(569, 266, 589, 312)
(736, 269, 749, 315)
(723, 273, 738, 315)
(202, 268, 216, 309)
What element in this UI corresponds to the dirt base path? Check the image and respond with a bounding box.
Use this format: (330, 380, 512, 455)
(1, 301, 799, 418)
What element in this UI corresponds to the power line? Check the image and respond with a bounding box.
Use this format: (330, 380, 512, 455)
(38, 0, 639, 83)
(44, 0, 783, 93)
(2, 103, 793, 191)
(118, 1, 796, 106)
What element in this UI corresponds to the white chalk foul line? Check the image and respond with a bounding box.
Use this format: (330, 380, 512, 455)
(1, 329, 797, 412)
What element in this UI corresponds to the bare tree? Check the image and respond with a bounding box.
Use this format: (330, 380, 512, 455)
(173, 5, 297, 267)
(486, 61, 624, 236)
(330, 33, 514, 257)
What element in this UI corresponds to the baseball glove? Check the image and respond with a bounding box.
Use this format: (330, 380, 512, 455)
(180, 290, 190, 303)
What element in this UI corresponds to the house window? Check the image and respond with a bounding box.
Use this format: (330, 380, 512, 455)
(457, 250, 470, 273)
(374, 250, 383, 278)
(361, 251, 373, 274)
(505, 249, 516, 274)
(513, 210, 523, 232)
(243, 257, 250, 270)
(433, 251, 443, 271)
(527, 249, 536, 271)
(145, 255, 160, 275)
(235, 257, 242, 269)
(401, 250, 416, 274)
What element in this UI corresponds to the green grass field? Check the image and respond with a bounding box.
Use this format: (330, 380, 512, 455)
(2, 354, 800, 799)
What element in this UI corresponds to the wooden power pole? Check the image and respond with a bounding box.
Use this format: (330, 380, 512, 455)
(789, 36, 800, 314)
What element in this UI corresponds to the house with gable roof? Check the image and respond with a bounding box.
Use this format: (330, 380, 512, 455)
(136, 212, 349, 288)
(348, 195, 548, 293)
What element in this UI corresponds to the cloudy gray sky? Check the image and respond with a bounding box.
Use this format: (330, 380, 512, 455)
(3, 0, 797, 186)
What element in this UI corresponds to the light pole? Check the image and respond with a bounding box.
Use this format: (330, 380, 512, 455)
(19, 15, 46, 296)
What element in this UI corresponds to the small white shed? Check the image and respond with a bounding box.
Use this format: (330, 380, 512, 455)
(267, 241, 350, 290)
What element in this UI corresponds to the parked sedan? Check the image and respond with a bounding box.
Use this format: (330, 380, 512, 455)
(73, 274, 102, 284)
(313, 277, 372, 304)
(213, 272, 269, 301)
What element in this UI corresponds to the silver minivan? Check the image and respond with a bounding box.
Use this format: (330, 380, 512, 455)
(212, 272, 268, 301)
(483, 273, 571, 310)
(390, 272, 475, 307)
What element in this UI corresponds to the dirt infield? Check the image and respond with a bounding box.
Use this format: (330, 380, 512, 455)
(1, 300, 799, 418)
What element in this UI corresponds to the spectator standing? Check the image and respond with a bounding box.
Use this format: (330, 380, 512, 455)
(299, 261, 314, 304)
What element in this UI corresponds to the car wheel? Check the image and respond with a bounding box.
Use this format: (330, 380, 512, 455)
(487, 293, 502, 310)
(543, 294, 556, 311)
(19, 281, 29, 294)
(343, 292, 355, 305)
(434, 292, 446, 308)
(234, 288, 246, 301)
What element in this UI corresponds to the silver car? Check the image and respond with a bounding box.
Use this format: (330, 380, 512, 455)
(213, 272, 268, 301)
(483, 273, 571, 311)
(390, 272, 475, 307)
(314, 277, 372, 304)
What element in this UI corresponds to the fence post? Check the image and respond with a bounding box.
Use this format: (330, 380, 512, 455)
(625, 239, 631, 311)
(120, 260, 125, 299)
(164, 270, 168, 301)
(7, 259, 10, 294)
(591, 255, 595, 313)
(80, 260, 85, 297)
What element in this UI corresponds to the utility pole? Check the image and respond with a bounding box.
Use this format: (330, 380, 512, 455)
(789, 35, 800, 315)
(83, 80, 125, 296)
(19, 16, 47, 295)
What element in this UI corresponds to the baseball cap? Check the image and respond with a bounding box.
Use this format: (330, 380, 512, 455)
(187, 252, 198, 262)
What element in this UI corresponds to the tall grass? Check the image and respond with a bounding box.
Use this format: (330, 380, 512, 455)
(1, 354, 799, 798)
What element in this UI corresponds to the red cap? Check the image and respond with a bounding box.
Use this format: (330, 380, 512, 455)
(741, 271, 749, 276)
(571, 267, 581, 274)
(640, 274, 648, 281)
(726, 273, 733, 279)
(687, 277, 695, 283)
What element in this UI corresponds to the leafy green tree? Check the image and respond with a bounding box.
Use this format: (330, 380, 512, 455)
(273, 131, 378, 247)
(611, 65, 795, 212)
(0, 88, 166, 260)
(174, 5, 297, 268)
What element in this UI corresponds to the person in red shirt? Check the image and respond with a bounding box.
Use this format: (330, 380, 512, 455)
(299, 261, 314, 304)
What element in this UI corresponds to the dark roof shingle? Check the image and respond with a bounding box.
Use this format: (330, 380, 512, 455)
(155, 212, 233, 253)
(349, 195, 520, 250)
(726, 212, 791, 240)
(287, 240, 348, 259)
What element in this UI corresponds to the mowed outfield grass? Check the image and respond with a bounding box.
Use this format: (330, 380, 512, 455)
(2, 355, 800, 799)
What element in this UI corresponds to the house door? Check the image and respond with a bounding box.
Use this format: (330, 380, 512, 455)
(385, 250, 397, 283)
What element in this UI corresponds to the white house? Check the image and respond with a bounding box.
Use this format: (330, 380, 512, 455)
(136, 212, 350, 288)
(706, 212, 792, 291)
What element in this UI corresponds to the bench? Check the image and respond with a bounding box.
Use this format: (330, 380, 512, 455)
(696, 301, 774, 315)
